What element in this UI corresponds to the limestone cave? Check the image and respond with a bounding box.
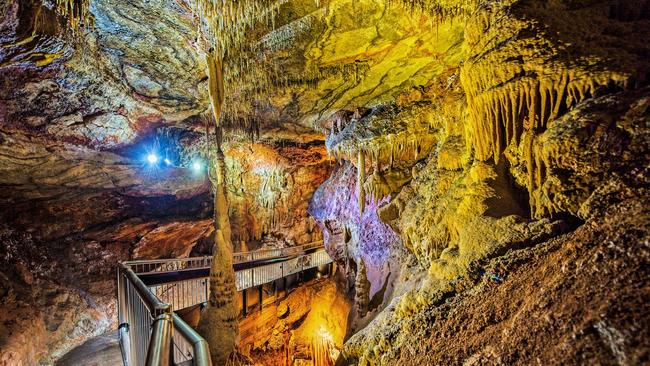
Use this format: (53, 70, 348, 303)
(0, 0, 649, 365)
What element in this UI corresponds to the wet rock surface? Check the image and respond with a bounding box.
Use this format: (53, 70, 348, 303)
(222, 140, 333, 250)
(344, 194, 650, 365)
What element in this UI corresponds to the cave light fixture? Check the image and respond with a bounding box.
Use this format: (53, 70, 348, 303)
(146, 153, 159, 165)
(141, 149, 162, 177)
(191, 159, 204, 174)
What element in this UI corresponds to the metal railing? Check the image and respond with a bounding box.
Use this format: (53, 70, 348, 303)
(171, 313, 210, 366)
(117, 264, 172, 366)
(118, 264, 213, 366)
(149, 279, 209, 313)
(145, 248, 332, 313)
(117, 241, 331, 366)
(232, 241, 324, 263)
(124, 241, 324, 275)
(125, 257, 212, 276)
(237, 248, 333, 290)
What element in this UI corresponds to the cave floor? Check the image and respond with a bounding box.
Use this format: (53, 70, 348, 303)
(55, 331, 121, 366)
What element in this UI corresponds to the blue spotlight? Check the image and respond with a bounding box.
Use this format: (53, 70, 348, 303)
(146, 153, 159, 165)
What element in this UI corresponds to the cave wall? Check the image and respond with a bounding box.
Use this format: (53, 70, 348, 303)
(299, 1, 649, 364)
(223, 140, 332, 250)
(1, 0, 207, 138)
(238, 278, 350, 365)
(0, 0, 215, 363)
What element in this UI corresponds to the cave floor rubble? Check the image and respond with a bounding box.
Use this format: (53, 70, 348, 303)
(55, 332, 121, 366)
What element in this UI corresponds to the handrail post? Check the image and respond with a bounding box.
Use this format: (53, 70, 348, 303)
(204, 278, 209, 304)
(145, 312, 172, 366)
(117, 268, 130, 366)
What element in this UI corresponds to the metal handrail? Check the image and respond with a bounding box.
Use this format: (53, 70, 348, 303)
(118, 264, 174, 366)
(120, 264, 171, 315)
(152, 248, 333, 311)
(146, 313, 172, 366)
(124, 241, 324, 274)
(126, 240, 323, 264)
(146, 248, 332, 313)
(172, 314, 212, 366)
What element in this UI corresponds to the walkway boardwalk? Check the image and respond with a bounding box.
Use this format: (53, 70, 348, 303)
(117, 242, 332, 366)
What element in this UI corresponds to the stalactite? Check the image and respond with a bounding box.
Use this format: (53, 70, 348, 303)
(460, 3, 632, 218)
(463, 66, 626, 163)
(257, 9, 325, 52)
(364, 172, 391, 204)
(386, 0, 473, 23)
(206, 49, 225, 126)
(389, 136, 395, 168)
(357, 149, 366, 215)
(50, 0, 94, 33)
(255, 168, 292, 235)
(191, 0, 291, 133)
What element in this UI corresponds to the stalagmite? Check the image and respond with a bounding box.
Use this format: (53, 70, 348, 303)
(204, 36, 237, 361)
(355, 259, 370, 318)
(3, 0, 648, 364)
(196, 129, 240, 362)
(197, 229, 240, 365)
(214, 147, 233, 246)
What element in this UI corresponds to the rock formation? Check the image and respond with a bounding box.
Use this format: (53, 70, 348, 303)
(354, 259, 370, 318)
(240, 279, 350, 365)
(1, 0, 649, 365)
(197, 230, 239, 365)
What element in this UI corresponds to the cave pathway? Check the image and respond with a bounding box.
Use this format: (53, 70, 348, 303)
(117, 241, 333, 365)
(56, 332, 121, 366)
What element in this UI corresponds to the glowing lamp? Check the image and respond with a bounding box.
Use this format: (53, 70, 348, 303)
(191, 160, 203, 173)
(146, 153, 158, 164)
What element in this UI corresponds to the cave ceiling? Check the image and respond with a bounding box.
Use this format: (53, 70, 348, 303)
(0, 0, 473, 236)
(3, 0, 647, 224)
